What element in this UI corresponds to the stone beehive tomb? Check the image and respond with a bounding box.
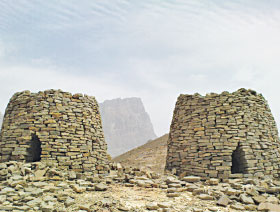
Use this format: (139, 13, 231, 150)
(165, 88, 280, 179)
(0, 90, 109, 173)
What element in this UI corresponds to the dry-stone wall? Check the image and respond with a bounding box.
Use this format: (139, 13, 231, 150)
(0, 89, 109, 173)
(166, 88, 280, 179)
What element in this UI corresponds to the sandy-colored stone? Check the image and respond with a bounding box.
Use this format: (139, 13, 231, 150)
(95, 183, 108, 191)
(146, 202, 159, 210)
(198, 194, 214, 200)
(183, 176, 201, 183)
(217, 195, 230, 207)
(240, 194, 254, 204)
(258, 202, 280, 211)
(253, 195, 266, 204)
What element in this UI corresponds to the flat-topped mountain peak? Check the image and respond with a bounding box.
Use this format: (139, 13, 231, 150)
(99, 97, 157, 157)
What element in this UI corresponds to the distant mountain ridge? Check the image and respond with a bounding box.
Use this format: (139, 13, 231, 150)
(99, 97, 157, 157)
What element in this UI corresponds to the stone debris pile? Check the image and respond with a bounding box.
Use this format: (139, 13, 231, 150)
(0, 161, 280, 211)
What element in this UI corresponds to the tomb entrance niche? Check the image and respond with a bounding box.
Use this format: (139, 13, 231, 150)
(26, 134, 42, 162)
(231, 143, 246, 174)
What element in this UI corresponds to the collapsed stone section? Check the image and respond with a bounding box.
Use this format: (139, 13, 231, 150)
(0, 90, 109, 173)
(165, 88, 280, 179)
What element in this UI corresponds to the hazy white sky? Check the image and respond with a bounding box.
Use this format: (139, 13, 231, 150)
(1, 0, 280, 136)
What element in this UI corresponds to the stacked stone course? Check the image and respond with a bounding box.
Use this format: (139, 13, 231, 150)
(165, 88, 280, 179)
(0, 89, 109, 173)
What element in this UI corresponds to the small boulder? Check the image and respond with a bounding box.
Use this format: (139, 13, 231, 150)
(240, 194, 254, 204)
(266, 196, 279, 204)
(245, 186, 259, 196)
(146, 203, 159, 210)
(225, 188, 240, 196)
(118, 206, 129, 211)
(68, 171, 77, 180)
(167, 193, 180, 197)
(95, 183, 108, 191)
(182, 176, 201, 183)
(266, 187, 280, 194)
(208, 178, 219, 185)
(34, 169, 47, 179)
(65, 197, 75, 207)
(244, 204, 257, 211)
(253, 195, 266, 204)
(167, 188, 177, 193)
(198, 194, 214, 200)
(208, 206, 219, 211)
(72, 185, 86, 193)
(158, 202, 171, 208)
(79, 204, 92, 212)
(258, 202, 280, 211)
(41, 203, 54, 212)
(230, 204, 245, 210)
(217, 195, 230, 207)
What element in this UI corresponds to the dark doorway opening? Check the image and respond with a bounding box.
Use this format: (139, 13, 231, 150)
(231, 143, 245, 174)
(26, 134, 42, 162)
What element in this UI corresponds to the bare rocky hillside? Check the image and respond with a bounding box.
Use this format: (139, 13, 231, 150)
(99, 98, 157, 157)
(113, 134, 168, 174)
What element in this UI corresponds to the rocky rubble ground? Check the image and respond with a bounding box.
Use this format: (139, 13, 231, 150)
(0, 161, 280, 211)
